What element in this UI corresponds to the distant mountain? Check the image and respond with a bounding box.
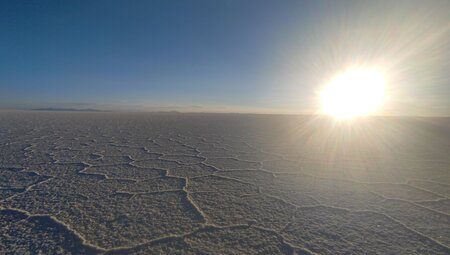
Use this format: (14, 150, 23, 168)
(32, 107, 104, 112)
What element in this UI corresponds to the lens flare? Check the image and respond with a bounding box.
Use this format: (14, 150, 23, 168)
(321, 68, 386, 118)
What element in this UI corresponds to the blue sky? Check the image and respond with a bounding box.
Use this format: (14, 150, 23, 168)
(1, 0, 449, 114)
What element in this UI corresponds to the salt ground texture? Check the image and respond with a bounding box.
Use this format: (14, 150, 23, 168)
(0, 111, 449, 254)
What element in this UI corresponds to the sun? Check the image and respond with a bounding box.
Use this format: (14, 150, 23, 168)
(320, 67, 386, 118)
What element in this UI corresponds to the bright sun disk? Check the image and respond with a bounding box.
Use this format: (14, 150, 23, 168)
(320, 67, 386, 118)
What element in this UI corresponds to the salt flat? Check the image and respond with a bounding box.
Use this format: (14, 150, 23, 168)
(0, 111, 449, 254)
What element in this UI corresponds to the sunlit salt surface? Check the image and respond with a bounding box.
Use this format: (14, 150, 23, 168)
(0, 111, 449, 254)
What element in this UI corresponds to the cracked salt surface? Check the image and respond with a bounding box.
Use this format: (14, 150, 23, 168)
(0, 111, 449, 254)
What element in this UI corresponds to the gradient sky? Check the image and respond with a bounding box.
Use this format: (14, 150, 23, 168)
(1, 0, 449, 115)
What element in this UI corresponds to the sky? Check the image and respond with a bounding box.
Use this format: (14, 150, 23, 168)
(1, 0, 449, 115)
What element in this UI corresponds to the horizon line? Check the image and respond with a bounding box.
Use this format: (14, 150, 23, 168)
(1, 108, 449, 118)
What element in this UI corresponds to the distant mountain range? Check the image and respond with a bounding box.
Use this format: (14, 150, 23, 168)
(32, 107, 104, 112)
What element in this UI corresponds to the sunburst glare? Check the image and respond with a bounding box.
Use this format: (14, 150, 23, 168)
(320, 67, 386, 118)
